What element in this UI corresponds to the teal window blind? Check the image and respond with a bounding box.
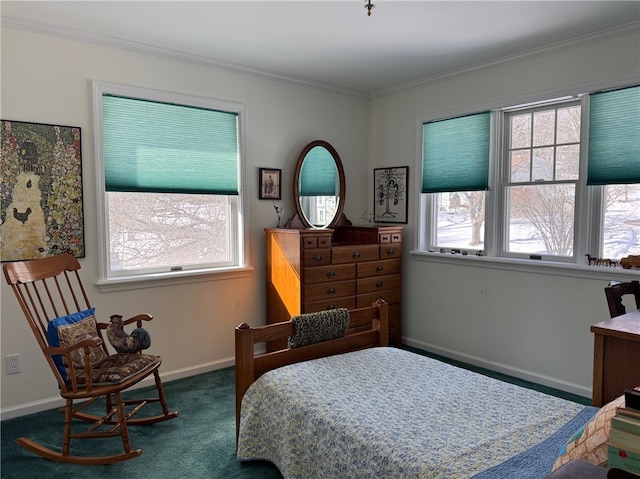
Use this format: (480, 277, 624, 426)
(299, 146, 338, 196)
(422, 112, 491, 193)
(587, 85, 640, 185)
(102, 95, 239, 195)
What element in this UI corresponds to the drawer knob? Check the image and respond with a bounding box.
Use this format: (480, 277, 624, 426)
(327, 304, 336, 310)
(313, 255, 323, 263)
(376, 280, 383, 288)
(386, 248, 395, 256)
(327, 287, 336, 295)
(376, 265, 384, 272)
(352, 251, 361, 259)
(327, 271, 336, 278)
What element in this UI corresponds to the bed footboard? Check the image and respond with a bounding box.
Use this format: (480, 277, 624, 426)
(235, 300, 388, 438)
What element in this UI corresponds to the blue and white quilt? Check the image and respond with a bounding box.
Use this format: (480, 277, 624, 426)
(237, 347, 594, 479)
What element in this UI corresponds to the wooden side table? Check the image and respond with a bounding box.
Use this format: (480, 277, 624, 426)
(591, 310, 640, 407)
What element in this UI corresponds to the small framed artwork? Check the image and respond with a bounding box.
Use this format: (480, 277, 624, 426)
(0, 119, 85, 261)
(259, 168, 281, 200)
(374, 166, 408, 224)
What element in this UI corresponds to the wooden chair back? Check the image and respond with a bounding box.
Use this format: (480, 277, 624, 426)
(3, 253, 108, 389)
(604, 280, 640, 318)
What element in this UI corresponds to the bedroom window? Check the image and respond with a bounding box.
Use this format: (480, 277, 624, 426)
(93, 82, 247, 284)
(421, 112, 491, 253)
(587, 86, 640, 261)
(419, 84, 640, 264)
(500, 100, 581, 260)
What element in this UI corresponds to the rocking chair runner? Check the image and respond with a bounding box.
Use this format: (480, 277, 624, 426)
(3, 253, 178, 464)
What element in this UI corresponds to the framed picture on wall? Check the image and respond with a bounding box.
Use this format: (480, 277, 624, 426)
(373, 166, 408, 224)
(259, 168, 281, 200)
(0, 120, 85, 261)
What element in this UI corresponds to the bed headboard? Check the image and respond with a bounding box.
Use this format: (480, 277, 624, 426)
(234, 300, 389, 439)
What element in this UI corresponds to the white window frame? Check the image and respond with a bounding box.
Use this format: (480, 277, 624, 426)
(413, 76, 640, 281)
(92, 81, 251, 291)
(497, 97, 584, 263)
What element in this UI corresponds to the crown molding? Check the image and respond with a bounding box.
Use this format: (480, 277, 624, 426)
(1, 16, 369, 99)
(371, 22, 640, 99)
(3, 16, 638, 100)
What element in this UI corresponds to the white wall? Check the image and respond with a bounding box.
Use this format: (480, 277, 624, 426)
(0, 27, 369, 416)
(369, 28, 640, 397)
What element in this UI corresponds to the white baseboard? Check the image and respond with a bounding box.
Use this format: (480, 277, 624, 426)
(402, 336, 592, 400)
(0, 356, 235, 421)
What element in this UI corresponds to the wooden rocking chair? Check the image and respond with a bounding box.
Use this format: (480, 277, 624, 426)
(3, 253, 178, 464)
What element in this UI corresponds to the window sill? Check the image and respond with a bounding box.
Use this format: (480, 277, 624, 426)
(409, 250, 640, 281)
(96, 266, 254, 293)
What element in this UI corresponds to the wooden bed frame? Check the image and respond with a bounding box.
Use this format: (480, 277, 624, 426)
(234, 300, 389, 437)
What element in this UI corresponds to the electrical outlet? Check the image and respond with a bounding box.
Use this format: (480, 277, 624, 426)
(5, 354, 20, 374)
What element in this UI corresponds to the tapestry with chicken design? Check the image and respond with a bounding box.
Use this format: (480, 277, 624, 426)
(0, 120, 85, 261)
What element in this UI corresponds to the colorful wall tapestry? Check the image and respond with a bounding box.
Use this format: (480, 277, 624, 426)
(0, 120, 85, 261)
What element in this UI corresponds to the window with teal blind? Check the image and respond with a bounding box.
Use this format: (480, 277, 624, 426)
(422, 112, 491, 193)
(418, 85, 639, 264)
(102, 94, 239, 195)
(93, 81, 246, 284)
(587, 85, 640, 185)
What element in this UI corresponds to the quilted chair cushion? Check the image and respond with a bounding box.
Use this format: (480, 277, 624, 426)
(75, 353, 161, 386)
(47, 309, 107, 382)
(288, 308, 350, 349)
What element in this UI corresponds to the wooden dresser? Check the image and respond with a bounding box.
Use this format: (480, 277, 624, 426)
(265, 225, 403, 350)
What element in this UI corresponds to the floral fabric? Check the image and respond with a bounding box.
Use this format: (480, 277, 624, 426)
(237, 347, 585, 479)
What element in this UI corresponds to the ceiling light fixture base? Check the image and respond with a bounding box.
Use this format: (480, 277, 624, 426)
(364, 0, 375, 16)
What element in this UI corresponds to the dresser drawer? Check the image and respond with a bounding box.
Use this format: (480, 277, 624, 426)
(379, 243, 402, 259)
(357, 289, 401, 308)
(331, 244, 379, 264)
(304, 264, 356, 284)
(357, 259, 401, 278)
(379, 231, 402, 244)
(303, 249, 331, 267)
(302, 236, 318, 249)
(301, 234, 332, 249)
(357, 274, 401, 294)
(303, 297, 357, 313)
(303, 280, 356, 303)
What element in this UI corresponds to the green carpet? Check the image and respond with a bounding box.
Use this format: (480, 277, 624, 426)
(1, 349, 590, 479)
(1, 367, 282, 479)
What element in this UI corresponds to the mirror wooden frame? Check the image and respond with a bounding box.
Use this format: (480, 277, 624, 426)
(289, 140, 350, 229)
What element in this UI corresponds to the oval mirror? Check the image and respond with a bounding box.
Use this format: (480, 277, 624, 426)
(292, 140, 346, 228)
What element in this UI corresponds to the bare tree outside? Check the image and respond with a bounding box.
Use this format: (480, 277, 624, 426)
(505, 104, 580, 256)
(108, 192, 230, 271)
(434, 101, 639, 259)
(603, 184, 640, 259)
(508, 184, 575, 255)
(436, 191, 485, 249)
